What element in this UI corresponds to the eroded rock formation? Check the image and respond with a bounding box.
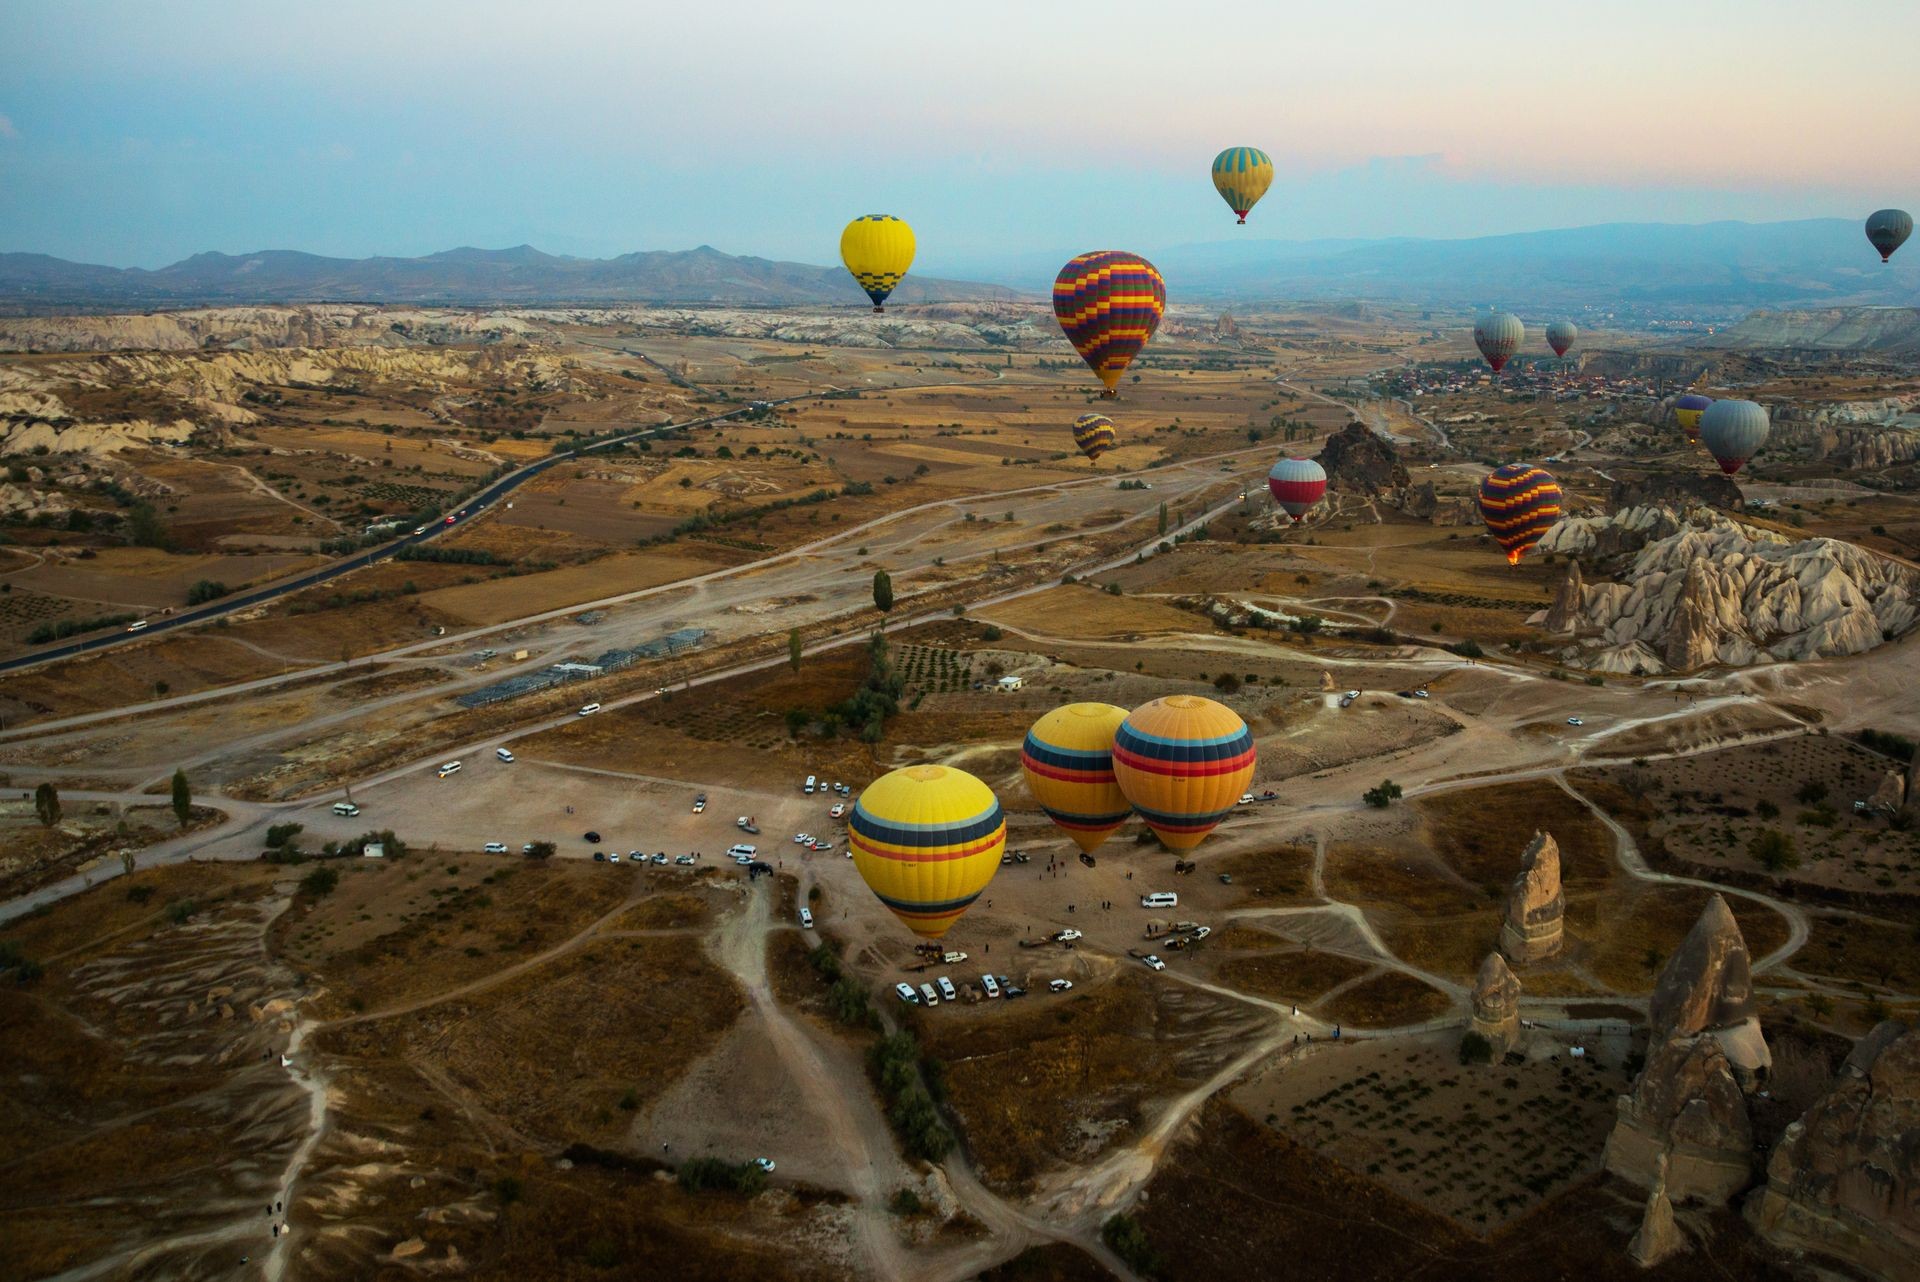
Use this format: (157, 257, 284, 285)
(1469, 952, 1522, 1058)
(1498, 831, 1564, 963)
(1604, 1033, 1756, 1204)
(1649, 894, 1770, 1086)
(1317, 422, 1409, 495)
(1544, 561, 1584, 634)
(1628, 1155, 1685, 1267)
(1607, 471, 1744, 514)
(1746, 1022, 1920, 1279)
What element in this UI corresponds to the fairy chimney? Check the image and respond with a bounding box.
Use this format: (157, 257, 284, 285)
(1498, 830, 1565, 963)
(1469, 952, 1523, 1058)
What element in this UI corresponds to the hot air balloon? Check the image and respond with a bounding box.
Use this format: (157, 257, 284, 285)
(1021, 702, 1133, 854)
(1211, 147, 1274, 225)
(1673, 393, 1713, 442)
(848, 764, 1004, 938)
(1546, 321, 1578, 358)
(1267, 455, 1327, 519)
(1111, 696, 1255, 853)
(839, 215, 916, 313)
(1699, 399, 1769, 476)
(1477, 464, 1563, 565)
(1053, 252, 1166, 398)
(1072, 413, 1117, 462)
(1865, 209, 1912, 263)
(1473, 312, 1524, 373)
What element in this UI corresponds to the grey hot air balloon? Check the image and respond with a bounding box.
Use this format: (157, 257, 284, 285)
(1866, 209, 1912, 263)
(1473, 312, 1524, 373)
(1699, 399, 1769, 476)
(1545, 320, 1578, 358)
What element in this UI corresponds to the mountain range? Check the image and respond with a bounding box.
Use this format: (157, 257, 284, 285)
(1, 219, 1912, 313)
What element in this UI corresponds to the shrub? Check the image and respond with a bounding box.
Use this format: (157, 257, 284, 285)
(1363, 779, 1403, 809)
(1459, 1032, 1493, 1064)
(1102, 1214, 1166, 1278)
(265, 822, 305, 850)
(1749, 829, 1798, 871)
(299, 867, 340, 897)
(675, 1157, 767, 1195)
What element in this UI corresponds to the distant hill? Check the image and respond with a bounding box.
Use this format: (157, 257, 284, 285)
(1711, 307, 1920, 353)
(1149, 219, 1919, 311)
(0, 244, 1020, 311)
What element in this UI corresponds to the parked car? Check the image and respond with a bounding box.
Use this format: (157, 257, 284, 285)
(804, 775, 817, 794)
(753, 1158, 776, 1174)
(794, 832, 812, 844)
(895, 982, 921, 1005)
(936, 976, 958, 1002)
(1219, 873, 1233, 884)
(693, 794, 706, 813)
(810, 839, 834, 851)
(1141, 892, 1178, 908)
(483, 842, 508, 854)
(1567, 716, 1584, 726)
(1191, 925, 1212, 940)
(578, 702, 601, 716)
(1048, 979, 1074, 993)
(593, 851, 605, 862)
(1413, 689, 1429, 699)
(727, 843, 757, 857)
(652, 853, 668, 866)
(1239, 793, 1255, 805)
(829, 803, 845, 819)
(1345, 690, 1360, 699)
(919, 982, 941, 1005)
(437, 761, 462, 778)
(980, 974, 1000, 999)
(1054, 929, 1082, 943)
(1142, 955, 1166, 971)
(496, 748, 515, 762)
(675, 854, 695, 866)
(799, 907, 814, 928)
(584, 831, 602, 843)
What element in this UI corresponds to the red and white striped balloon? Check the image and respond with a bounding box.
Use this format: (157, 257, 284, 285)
(1267, 455, 1327, 519)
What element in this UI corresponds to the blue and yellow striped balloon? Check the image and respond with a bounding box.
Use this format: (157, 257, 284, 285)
(1022, 702, 1132, 854)
(1072, 413, 1117, 462)
(1053, 251, 1166, 398)
(849, 765, 1005, 938)
(1211, 147, 1274, 225)
(1111, 696, 1256, 853)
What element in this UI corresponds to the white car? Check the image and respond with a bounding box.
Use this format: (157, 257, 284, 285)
(1413, 690, 1430, 699)
(437, 761, 462, 778)
(578, 703, 601, 716)
(829, 803, 845, 819)
(1054, 929, 1082, 943)
(1142, 955, 1166, 971)
(608, 853, 620, 863)
(936, 976, 958, 1002)
(794, 833, 812, 844)
(1048, 979, 1074, 993)
(1191, 925, 1212, 940)
(919, 982, 940, 1005)
(496, 748, 515, 762)
(675, 854, 695, 866)
(810, 839, 834, 851)
(1239, 793, 1255, 805)
(127, 620, 149, 632)
(1345, 690, 1360, 699)
(753, 1158, 776, 1174)
(727, 843, 757, 857)
(483, 842, 508, 854)
(980, 974, 1000, 999)
(1567, 716, 1585, 726)
(804, 775, 816, 794)
(895, 982, 921, 1005)
(799, 907, 814, 928)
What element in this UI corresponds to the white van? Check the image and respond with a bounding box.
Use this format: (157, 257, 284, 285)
(437, 761, 463, 778)
(496, 748, 515, 763)
(727, 843, 757, 858)
(331, 801, 361, 817)
(804, 775, 816, 794)
(980, 974, 1001, 999)
(126, 620, 149, 632)
(936, 976, 958, 1002)
(799, 907, 814, 928)
(1140, 892, 1178, 909)
(578, 703, 601, 716)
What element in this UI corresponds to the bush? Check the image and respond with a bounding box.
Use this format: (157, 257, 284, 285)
(1213, 673, 1242, 694)
(888, 1187, 924, 1216)
(185, 579, 230, 605)
(1363, 779, 1403, 809)
(299, 867, 340, 897)
(1448, 638, 1484, 658)
(524, 840, 555, 859)
(1796, 780, 1828, 805)
(1459, 1031, 1493, 1064)
(675, 1157, 767, 1195)
(1102, 1214, 1166, 1278)
(125, 883, 155, 904)
(265, 822, 304, 850)
(492, 1174, 523, 1205)
(1748, 828, 1798, 871)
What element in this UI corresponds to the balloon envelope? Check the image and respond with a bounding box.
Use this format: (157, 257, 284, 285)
(849, 765, 1004, 938)
(1021, 702, 1133, 854)
(1053, 252, 1166, 397)
(839, 215, 916, 312)
(1673, 393, 1713, 442)
(1477, 463, 1563, 565)
(1111, 696, 1255, 852)
(1211, 147, 1274, 224)
(1700, 399, 1769, 476)
(1267, 455, 1327, 518)
(1546, 321, 1578, 358)
(1866, 209, 1912, 263)
(1474, 312, 1524, 373)
(1072, 413, 1117, 462)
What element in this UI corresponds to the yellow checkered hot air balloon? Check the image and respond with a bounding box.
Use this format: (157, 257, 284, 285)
(1021, 702, 1132, 854)
(1111, 696, 1256, 852)
(1211, 147, 1274, 225)
(849, 764, 1004, 938)
(839, 214, 916, 313)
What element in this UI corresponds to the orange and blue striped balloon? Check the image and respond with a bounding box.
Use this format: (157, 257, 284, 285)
(1053, 251, 1166, 398)
(1021, 702, 1132, 854)
(1110, 696, 1256, 853)
(1477, 463, 1563, 565)
(849, 765, 1005, 938)
(1072, 413, 1117, 462)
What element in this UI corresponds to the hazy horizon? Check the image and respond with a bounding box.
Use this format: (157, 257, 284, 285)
(2, 0, 1915, 276)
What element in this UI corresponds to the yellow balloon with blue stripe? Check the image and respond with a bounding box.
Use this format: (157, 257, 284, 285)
(1022, 702, 1132, 854)
(1211, 147, 1274, 225)
(839, 214, 916, 313)
(849, 764, 1005, 938)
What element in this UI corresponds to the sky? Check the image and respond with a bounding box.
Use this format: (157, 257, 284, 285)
(1, 0, 1915, 276)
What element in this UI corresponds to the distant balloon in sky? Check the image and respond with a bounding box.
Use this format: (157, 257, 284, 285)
(1266, 455, 1327, 519)
(839, 215, 916, 312)
(1700, 398, 1770, 475)
(1053, 251, 1166, 398)
(1672, 393, 1713, 442)
(1477, 463, 1563, 565)
(1545, 321, 1578, 358)
(1865, 209, 1912, 263)
(1210, 147, 1274, 225)
(1072, 412, 1117, 462)
(849, 764, 1004, 938)
(1474, 312, 1524, 373)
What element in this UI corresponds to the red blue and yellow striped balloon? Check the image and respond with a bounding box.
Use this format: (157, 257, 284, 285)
(1477, 463, 1563, 565)
(849, 765, 1005, 939)
(1072, 413, 1117, 462)
(1021, 702, 1132, 854)
(1053, 251, 1166, 398)
(1110, 696, 1256, 853)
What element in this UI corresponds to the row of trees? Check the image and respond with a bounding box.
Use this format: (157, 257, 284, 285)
(33, 771, 193, 830)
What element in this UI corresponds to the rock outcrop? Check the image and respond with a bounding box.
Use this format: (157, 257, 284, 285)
(1746, 1022, 1920, 1280)
(1544, 561, 1584, 634)
(1317, 422, 1409, 495)
(1498, 831, 1564, 963)
(1319, 670, 1336, 692)
(1469, 952, 1523, 1057)
(1604, 1033, 1756, 1203)
(1649, 895, 1770, 1086)
(1869, 769, 1906, 814)
(1607, 471, 1745, 514)
(1401, 480, 1480, 526)
(1628, 1155, 1686, 1267)
(1533, 505, 1919, 674)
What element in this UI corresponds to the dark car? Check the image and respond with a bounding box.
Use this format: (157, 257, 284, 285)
(583, 830, 601, 843)
(593, 851, 605, 862)
(1078, 852, 1097, 868)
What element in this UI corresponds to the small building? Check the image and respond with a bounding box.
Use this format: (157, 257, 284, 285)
(362, 842, 385, 860)
(995, 675, 1024, 692)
